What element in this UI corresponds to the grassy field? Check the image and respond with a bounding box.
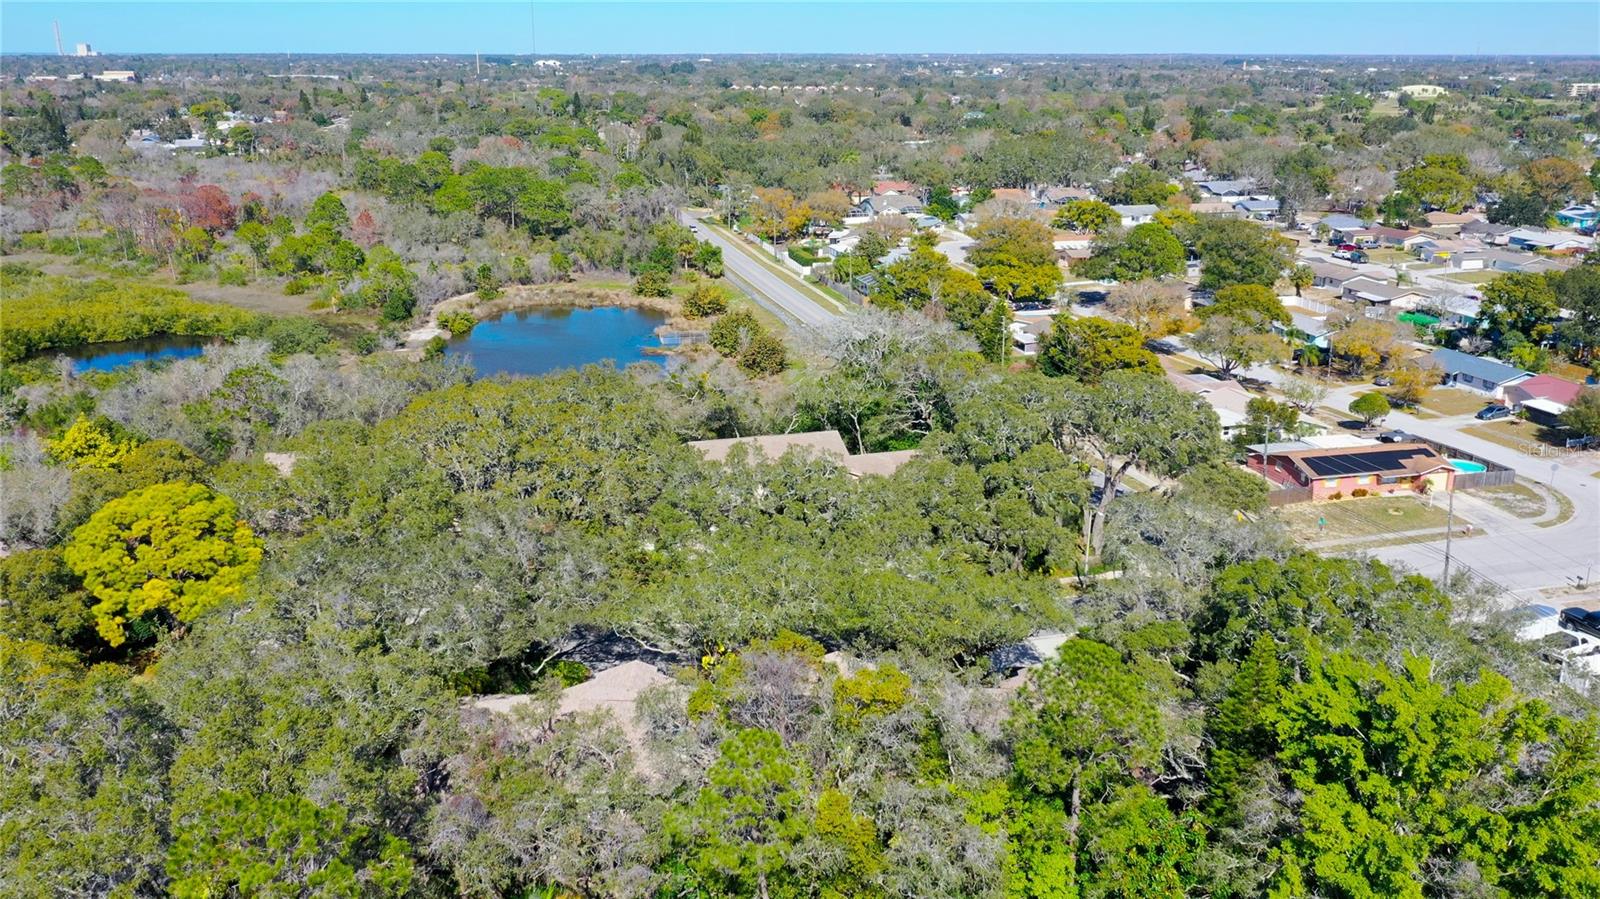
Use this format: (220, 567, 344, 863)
(1440, 270, 1499, 285)
(1461, 420, 1562, 456)
(1278, 495, 1467, 545)
(1419, 388, 1491, 417)
(1472, 482, 1548, 519)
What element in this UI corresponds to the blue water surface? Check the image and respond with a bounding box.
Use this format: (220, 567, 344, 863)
(61, 335, 210, 373)
(444, 306, 668, 377)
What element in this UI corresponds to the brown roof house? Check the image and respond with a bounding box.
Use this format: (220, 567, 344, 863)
(688, 430, 917, 478)
(1249, 443, 1457, 501)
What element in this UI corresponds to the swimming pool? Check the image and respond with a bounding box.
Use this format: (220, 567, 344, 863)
(1448, 458, 1487, 473)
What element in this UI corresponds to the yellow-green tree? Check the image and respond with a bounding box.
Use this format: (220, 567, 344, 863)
(48, 415, 138, 470)
(63, 482, 263, 646)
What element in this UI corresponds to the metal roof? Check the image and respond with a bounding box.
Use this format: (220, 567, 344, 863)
(1428, 347, 1531, 385)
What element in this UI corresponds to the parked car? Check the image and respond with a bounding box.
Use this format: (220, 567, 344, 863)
(1475, 404, 1512, 421)
(1373, 374, 1394, 387)
(1332, 248, 1368, 263)
(1377, 430, 1413, 443)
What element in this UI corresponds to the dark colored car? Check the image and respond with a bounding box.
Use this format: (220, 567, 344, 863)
(1475, 404, 1512, 421)
(1376, 430, 1413, 443)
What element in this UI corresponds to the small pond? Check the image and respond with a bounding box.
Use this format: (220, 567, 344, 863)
(56, 335, 211, 373)
(444, 306, 669, 377)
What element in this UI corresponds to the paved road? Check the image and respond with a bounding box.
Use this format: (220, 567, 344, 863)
(680, 212, 838, 331)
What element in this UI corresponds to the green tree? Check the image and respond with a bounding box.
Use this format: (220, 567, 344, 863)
(1348, 391, 1391, 426)
(305, 192, 350, 234)
(1395, 154, 1475, 212)
(1103, 164, 1179, 206)
(1188, 312, 1289, 378)
(1057, 372, 1221, 557)
(1288, 264, 1314, 297)
(1479, 271, 1559, 345)
(1203, 635, 1282, 825)
(1272, 653, 1600, 899)
(167, 792, 414, 898)
(1561, 388, 1600, 437)
(63, 482, 264, 646)
(1009, 640, 1165, 867)
(1195, 218, 1292, 290)
(1487, 191, 1550, 227)
(683, 280, 731, 318)
(1036, 315, 1161, 382)
(670, 728, 814, 899)
(710, 309, 762, 357)
(1096, 223, 1186, 282)
(739, 330, 789, 377)
(1053, 199, 1120, 234)
(969, 218, 1063, 304)
(1198, 284, 1289, 326)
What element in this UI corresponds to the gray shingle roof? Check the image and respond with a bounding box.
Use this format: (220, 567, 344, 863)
(1428, 348, 1530, 385)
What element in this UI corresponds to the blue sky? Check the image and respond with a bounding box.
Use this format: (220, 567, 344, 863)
(5, 2, 1597, 56)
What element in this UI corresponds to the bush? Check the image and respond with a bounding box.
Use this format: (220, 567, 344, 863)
(739, 330, 789, 377)
(217, 267, 249, 287)
(1351, 488, 1369, 498)
(709, 310, 760, 356)
(682, 282, 730, 318)
(1329, 492, 1343, 500)
(254, 317, 332, 356)
(353, 332, 380, 355)
(788, 244, 822, 266)
(423, 335, 447, 360)
(633, 269, 673, 297)
(283, 276, 314, 296)
(438, 310, 478, 337)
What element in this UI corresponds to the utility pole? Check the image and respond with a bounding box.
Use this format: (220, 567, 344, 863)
(1441, 487, 1456, 583)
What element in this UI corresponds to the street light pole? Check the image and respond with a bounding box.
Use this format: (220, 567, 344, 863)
(1441, 486, 1456, 584)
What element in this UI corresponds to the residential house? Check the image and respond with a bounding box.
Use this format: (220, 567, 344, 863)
(1428, 348, 1533, 398)
(1233, 198, 1280, 220)
(1554, 204, 1599, 230)
(1050, 230, 1096, 254)
(1412, 238, 1485, 269)
(1371, 227, 1429, 250)
(1275, 310, 1335, 350)
(1195, 179, 1258, 199)
(1460, 220, 1516, 245)
(1422, 211, 1479, 235)
(858, 194, 924, 218)
(1111, 204, 1159, 227)
(1318, 213, 1368, 235)
(872, 179, 918, 196)
(1481, 248, 1570, 275)
(1166, 370, 1255, 437)
(989, 187, 1036, 206)
(1250, 443, 1456, 501)
(1037, 186, 1095, 205)
(1308, 261, 1360, 290)
(1505, 374, 1585, 425)
(1190, 200, 1240, 217)
(1507, 228, 1593, 254)
(687, 430, 917, 478)
(1340, 276, 1430, 310)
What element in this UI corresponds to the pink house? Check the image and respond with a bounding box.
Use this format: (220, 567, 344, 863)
(1249, 443, 1456, 501)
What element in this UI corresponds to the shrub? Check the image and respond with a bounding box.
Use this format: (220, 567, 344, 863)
(353, 332, 380, 355)
(254, 317, 332, 356)
(1351, 488, 1369, 498)
(423, 335, 447, 360)
(682, 281, 730, 318)
(739, 330, 789, 376)
(283, 276, 313, 296)
(709, 310, 760, 356)
(438, 310, 478, 337)
(1329, 492, 1344, 500)
(217, 266, 249, 287)
(633, 269, 673, 297)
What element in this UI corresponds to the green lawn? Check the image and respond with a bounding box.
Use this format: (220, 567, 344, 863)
(1460, 420, 1563, 455)
(1419, 388, 1491, 417)
(1472, 482, 1548, 519)
(1278, 495, 1468, 545)
(1440, 270, 1499, 285)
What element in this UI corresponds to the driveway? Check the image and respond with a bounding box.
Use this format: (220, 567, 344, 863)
(680, 211, 839, 331)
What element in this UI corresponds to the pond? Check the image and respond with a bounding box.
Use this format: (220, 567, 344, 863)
(444, 306, 669, 377)
(57, 335, 211, 373)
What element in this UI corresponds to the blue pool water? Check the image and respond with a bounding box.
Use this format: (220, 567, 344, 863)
(1448, 458, 1487, 473)
(444, 306, 668, 377)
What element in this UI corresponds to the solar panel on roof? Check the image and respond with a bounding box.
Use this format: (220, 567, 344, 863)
(1297, 447, 1436, 478)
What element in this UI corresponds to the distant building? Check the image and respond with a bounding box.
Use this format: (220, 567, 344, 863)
(73, 42, 98, 57)
(1111, 204, 1158, 227)
(93, 70, 136, 82)
(1570, 82, 1600, 98)
(1398, 84, 1448, 99)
